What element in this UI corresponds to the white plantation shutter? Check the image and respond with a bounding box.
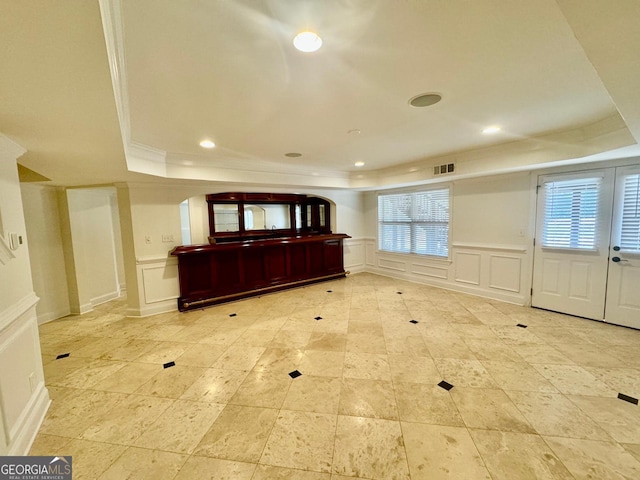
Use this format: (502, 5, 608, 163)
(378, 188, 449, 257)
(542, 176, 601, 250)
(620, 173, 640, 253)
(378, 193, 411, 253)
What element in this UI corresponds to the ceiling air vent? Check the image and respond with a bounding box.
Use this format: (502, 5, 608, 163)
(433, 163, 455, 176)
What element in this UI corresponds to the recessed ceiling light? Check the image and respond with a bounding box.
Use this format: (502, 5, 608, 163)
(482, 126, 501, 134)
(409, 93, 442, 108)
(354, 161, 365, 167)
(347, 129, 361, 135)
(199, 140, 216, 148)
(285, 152, 302, 158)
(293, 31, 323, 52)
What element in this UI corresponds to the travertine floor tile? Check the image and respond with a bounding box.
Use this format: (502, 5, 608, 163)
(282, 375, 341, 414)
(470, 430, 574, 480)
(450, 387, 535, 433)
(509, 345, 575, 365)
(253, 465, 330, 479)
(97, 446, 187, 480)
(180, 368, 249, 403)
(545, 436, 640, 480)
(91, 362, 160, 393)
(260, 410, 337, 472)
(394, 383, 464, 426)
(228, 370, 291, 408)
(434, 358, 498, 388)
(34, 276, 640, 480)
(175, 343, 227, 367)
(298, 350, 345, 377)
(387, 355, 440, 384)
(62, 439, 127, 480)
(28, 434, 72, 455)
(210, 345, 265, 370)
(402, 423, 491, 480)
(343, 352, 391, 381)
(80, 394, 173, 445)
(332, 416, 410, 480)
(39, 389, 128, 438)
(194, 404, 278, 462)
(338, 378, 398, 420)
(133, 400, 224, 453)
(481, 360, 558, 393)
(173, 456, 256, 480)
(532, 364, 617, 396)
(506, 391, 611, 440)
(566, 395, 640, 443)
(134, 365, 206, 398)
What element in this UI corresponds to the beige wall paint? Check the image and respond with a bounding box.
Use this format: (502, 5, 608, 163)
(20, 184, 71, 323)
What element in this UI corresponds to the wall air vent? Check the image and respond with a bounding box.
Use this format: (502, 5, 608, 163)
(433, 163, 455, 176)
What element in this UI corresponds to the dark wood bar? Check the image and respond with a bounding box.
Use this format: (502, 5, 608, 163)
(171, 233, 350, 311)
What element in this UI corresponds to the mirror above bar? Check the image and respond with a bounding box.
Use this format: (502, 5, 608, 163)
(206, 192, 331, 243)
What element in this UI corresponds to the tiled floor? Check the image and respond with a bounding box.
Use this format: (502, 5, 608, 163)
(30, 273, 640, 479)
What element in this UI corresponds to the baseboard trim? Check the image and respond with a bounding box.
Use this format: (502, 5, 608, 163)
(126, 299, 177, 318)
(37, 308, 71, 325)
(365, 266, 526, 305)
(91, 290, 120, 307)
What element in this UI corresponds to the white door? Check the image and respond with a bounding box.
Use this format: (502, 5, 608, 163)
(532, 169, 614, 320)
(604, 165, 640, 329)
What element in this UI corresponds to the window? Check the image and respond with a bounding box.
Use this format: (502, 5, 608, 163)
(541, 176, 601, 250)
(620, 173, 640, 253)
(378, 188, 449, 257)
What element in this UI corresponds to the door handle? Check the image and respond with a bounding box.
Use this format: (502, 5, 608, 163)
(611, 257, 629, 263)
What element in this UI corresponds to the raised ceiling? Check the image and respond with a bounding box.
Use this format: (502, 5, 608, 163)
(1, 0, 639, 188)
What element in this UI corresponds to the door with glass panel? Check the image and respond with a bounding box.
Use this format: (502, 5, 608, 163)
(604, 165, 640, 329)
(532, 166, 640, 328)
(532, 170, 614, 320)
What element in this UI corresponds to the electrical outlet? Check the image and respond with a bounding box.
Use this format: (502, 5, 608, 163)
(145, 235, 152, 244)
(162, 234, 174, 243)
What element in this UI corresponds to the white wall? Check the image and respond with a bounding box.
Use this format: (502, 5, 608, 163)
(20, 184, 71, 324)
(0, 135, 50, 456)
(65, 187, 122, 312)
(364, 172, 533, 304)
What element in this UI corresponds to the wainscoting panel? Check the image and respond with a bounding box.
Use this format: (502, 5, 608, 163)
(454, 252, 481, 285)
(133, 255, 180, 317)
(365, 239, 376, 266)
(378, 257, 408, 272)
(489, 255, 522, 293)
(0, 293, 50, 455)
(411, 263, 449, 279)
(365, 241, 529, 305)
(344, 238, 365, 273)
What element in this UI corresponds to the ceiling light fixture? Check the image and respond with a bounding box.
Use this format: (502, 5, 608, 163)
(293, 31, 323, 52)
(482, 126, 501, 134)
(199, 140, 216, 148)
(285, 152, 302, 158)
(409, 93, 442, 108)
(354, 161, 365, 167)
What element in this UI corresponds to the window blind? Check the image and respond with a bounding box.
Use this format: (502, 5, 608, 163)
(542, 177, 601, 250)
(378, 188, 449, 257)
(620, 173, 640, 253)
